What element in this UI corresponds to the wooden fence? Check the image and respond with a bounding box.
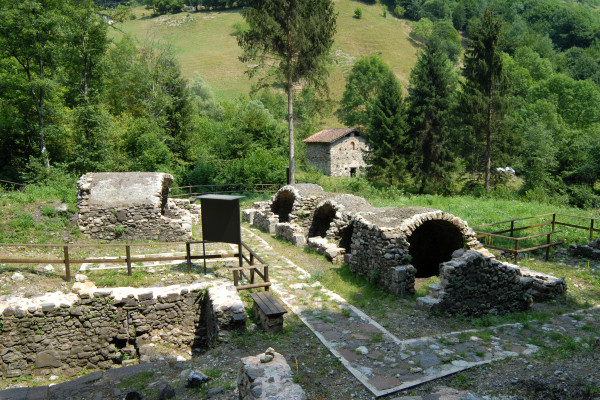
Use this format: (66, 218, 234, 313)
(170, 183, 280, 198)
(472, 213, 599, 263)
(0, 240, 270, 291)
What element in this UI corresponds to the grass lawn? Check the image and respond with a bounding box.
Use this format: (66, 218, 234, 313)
(113, 0, 420, 104)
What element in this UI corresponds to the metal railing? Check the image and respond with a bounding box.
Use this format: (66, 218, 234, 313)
(472, 213, 599, 263)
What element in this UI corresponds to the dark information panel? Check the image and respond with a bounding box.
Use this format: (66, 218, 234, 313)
(199, 195, 244, 244)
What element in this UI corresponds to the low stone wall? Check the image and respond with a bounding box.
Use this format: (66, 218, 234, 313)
(238, 349, 306, 400)
(275, 223, 306, 247)
(307, 237, 345, 264)
(0, 281, 245, 379)
(77, 173, 200, 241)
(518, 266, 567, 301)
(568, 238, 600, 260)
(425, 251, 534, 316)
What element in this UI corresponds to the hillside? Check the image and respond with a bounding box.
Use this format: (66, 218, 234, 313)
(115, 0, 420, 108)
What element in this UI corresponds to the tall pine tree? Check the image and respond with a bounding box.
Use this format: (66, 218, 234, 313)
(238, 0, 337, 185)
(459, 8, 508, 191)
(408, 39, 457, 194)
(365, 71, 409, 185)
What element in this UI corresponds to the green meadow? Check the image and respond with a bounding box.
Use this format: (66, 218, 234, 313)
(114, 0, 420, 106)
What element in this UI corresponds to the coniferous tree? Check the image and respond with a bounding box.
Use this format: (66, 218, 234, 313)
(408, 39, 457, 194)
(459, 8, 508, 191)
(365, 71, 409, 185)
(238, 0, 337, 185)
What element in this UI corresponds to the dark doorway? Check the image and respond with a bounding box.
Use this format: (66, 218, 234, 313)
(407, 220, 464, 278)
(350, 168, 357, 177)
(271, 189, 296, 222)
(308, 203, 336, 238)
(339, 223, 354, 252)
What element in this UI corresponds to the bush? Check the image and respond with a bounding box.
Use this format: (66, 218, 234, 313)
(393, 5, 405, 18)
(216, 148, 286, 186)
(354, 7, 362, 19)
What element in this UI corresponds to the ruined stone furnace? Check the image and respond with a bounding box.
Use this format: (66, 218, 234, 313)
(244, 184, 567, 315)
(77, 172, 200, 241)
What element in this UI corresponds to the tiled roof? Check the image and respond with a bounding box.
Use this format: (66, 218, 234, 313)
(302, 127, 358, 143)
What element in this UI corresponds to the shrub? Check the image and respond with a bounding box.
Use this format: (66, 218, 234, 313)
(393, 5, 405, 18)
(354, 7, 362, 19)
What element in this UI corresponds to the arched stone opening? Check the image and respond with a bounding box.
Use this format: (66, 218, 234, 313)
(339, 223, 354, 252)
(271, 189, 296, 222)
(308, 203, 336, 238)
(408, 220, 464, 278)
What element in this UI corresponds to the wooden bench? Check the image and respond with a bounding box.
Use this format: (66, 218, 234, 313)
(250, 291, 287, 334)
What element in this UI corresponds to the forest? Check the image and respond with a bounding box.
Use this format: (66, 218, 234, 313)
(0, 0, 599, 208)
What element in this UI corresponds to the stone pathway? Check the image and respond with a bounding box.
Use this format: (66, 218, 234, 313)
(238, 227, 600, 398)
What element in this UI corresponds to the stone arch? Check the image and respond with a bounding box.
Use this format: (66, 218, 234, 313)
(270, 186, 299, 223)
(308, 202, 336, 238)
(406, 219, 465, 278)
(308, 195, 371, 241)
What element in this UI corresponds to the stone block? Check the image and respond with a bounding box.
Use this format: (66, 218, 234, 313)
(36, 350, 61, 368)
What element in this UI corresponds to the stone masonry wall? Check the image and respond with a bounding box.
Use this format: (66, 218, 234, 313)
(305, 143, 331, 175)
(348, 217, 416, 296)
(0, 281, 245, 379)
(328, 134, 368, 177)
(431, 250, 534, 316)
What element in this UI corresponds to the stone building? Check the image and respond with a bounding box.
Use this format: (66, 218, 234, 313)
(303, 127, 368, 177)
(77, 172, 200, 241)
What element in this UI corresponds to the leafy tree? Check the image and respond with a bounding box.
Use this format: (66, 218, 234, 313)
(63, 0, 111, 172)
(407, 40, 457, 194)
(459, 8, 508, 191)
(188, 72, 223, 119)
(0, 0, 65, 170)
(365, 71, 409, 185)
(238, 0, 337, 185)
(338, 55, 394, 128)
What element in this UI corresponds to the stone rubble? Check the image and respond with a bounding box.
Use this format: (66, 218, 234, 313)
(568, 238, 600, 260)
(238, 349, 306, 400)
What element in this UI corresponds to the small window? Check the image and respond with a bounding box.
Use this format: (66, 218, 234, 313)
(351, 141, 357, 150)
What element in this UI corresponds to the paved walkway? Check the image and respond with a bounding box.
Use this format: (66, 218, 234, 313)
(239, 227, 600, 397)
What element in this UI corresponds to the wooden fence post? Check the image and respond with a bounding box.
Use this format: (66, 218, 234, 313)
(64, 245, 71, 282)
(264, 266, 269, 292)
(186, 242, 191, 273)
(545, 232, 551, 261)
(126, 245, 132, 276)
(510, 221, 514, 237)
(514, 240, 519, 264)
(552, 213, 556, 232)
(591, 219, 595, 241)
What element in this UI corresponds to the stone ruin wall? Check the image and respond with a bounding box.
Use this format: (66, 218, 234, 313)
(77, 172, 201, 241)
(422, 250, 535, 316)
(243, 184, 568, 314)
(244, 184, 329, 237)
(348, 209, 481, 296)
(0, 281, 246, 379)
